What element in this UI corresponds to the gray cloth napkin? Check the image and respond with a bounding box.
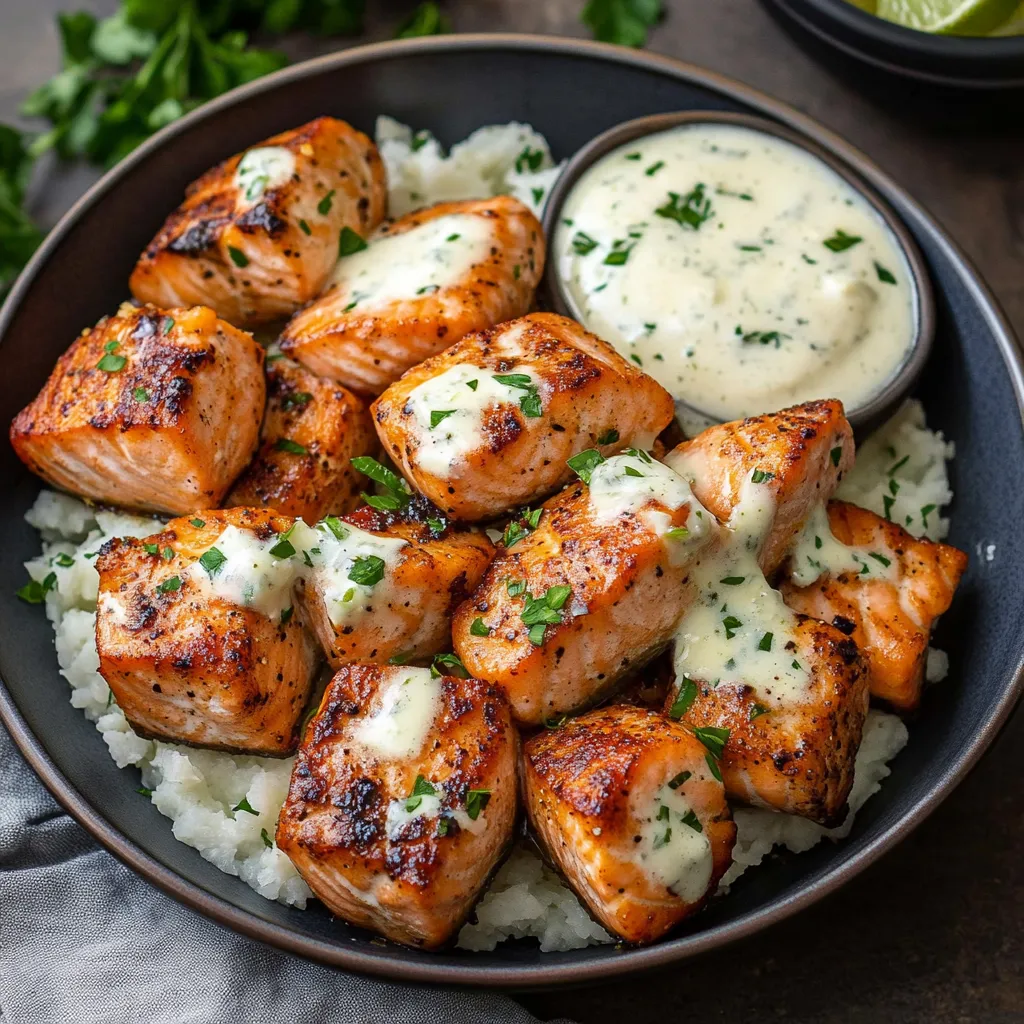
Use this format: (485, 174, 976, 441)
(0, 725, 566, 1024)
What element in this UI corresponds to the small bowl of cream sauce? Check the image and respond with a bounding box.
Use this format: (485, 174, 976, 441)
(542, 111, 934, 434)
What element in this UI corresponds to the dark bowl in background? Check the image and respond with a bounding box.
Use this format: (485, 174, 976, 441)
(0, 35, 1023, 987)
(763, 0, 1024, 89)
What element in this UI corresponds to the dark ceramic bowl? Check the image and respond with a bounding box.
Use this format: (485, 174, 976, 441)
(540, 109, 936, 434)
(763, 0, 1024, 88)
(1, 35, 1023, 987)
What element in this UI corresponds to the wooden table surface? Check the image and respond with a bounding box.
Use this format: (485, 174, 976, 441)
(2, 2, 1022, 1021)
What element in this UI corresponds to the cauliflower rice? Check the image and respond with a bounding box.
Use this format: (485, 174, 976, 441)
(18, 118, 956, 952)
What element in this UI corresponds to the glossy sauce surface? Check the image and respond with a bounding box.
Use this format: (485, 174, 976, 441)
(555, 123, 916, 421)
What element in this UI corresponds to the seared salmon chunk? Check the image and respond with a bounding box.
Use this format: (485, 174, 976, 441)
(10, 303, 264, 515)
(276, 662, 518, 948)
(669, 615, 869, 827)
(226, 354, 376, 521)
(280, 196, 544, 394)
(781, 500, 967, 712)
(294, 496, 494, 670)
(95, 508, 319, 756)
(453, 449, 716, 725)
(666, 399, 854, 576)
(130, 117, 387, 327)
(524, 705, 735, 944)
(372, 313, 675, 520)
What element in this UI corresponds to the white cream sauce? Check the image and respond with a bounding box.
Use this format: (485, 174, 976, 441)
(184, 518, 407, 627)
(184, 524, 300, 619)
(404, 361, 544, 476)
(385, 792, 485, 840)
(329, 212, 494, 312)
(555, 123, 916, 421)
(234, 146, 295, 205)
(788, 502, 898, 587)
(671, 475, 811, 708)
(632, 781, 713, 902)
(306, 520, 409, 628)
(586, 451, 714, 563)
(353, 668, 441, 761)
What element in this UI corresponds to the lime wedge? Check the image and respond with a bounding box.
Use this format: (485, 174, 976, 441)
(990, 0, 1024, 31)
(877, 0, 1020, 33)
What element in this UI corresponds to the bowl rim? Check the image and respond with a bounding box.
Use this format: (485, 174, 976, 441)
(540, 108, 936, 432)
(765, 0, 1024, 88)
(1, 31, 1023, 988)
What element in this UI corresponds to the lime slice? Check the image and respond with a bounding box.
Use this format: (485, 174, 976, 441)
(990, 0, 1024, 31)
(877, 0, 1020, 33)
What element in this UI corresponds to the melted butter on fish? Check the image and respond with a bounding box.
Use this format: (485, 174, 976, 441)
(672, 475, 811, 707)
(185, 517, 407, 626)
(787, 502, 899, 587)
(632, 780, 713, 902)
(404, 358, 545, 476)
(329, 213, 496, 313)
(234, 146, 296, 205)
(353, 667, 441, 760)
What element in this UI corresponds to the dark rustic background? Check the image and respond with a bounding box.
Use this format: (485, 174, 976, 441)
(2, 2, 1022, 1021)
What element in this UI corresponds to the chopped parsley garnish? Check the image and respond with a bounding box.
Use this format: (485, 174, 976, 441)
(404, 775, 435, 812)
(758, 631, 773, 652)
(351, 456, 411, 511)
(567, 448, 605, 485)
(874, 261, 897, 284)
(544, 714, 568, 730)
(54, 553, 75, 568)
(513, 264, 521, 280)
(161, 546, 174, 561)
(572, 231, 598, 256)
(387, 650, 415, 666)
(446, 233, 461, 242)
(137, 787, 153, 798)
(416, 284, 440, 295)
(466, 379, 478, 391)
(338, 226, 368, 257)
(317, 189, 335, 215)
(96, 353, 127, 372)
(161, 317, 174, 333)
(603, 238, 637, 266)
(887, 454, 910, 476)
(869, 551, 891, 567)
(506, 579, 526, 597)
(666, 526, 690, 541)
(133, 387, 149, 402)
(431, 652, 468, 678)
(667, 770, 692, 790)
(502, 506, 542, 548)
(493, 372, 542, 418)
(465, 789, 491, 820)
(741, 330, 789, 348)
(515, 146, 544, 173)
(521, 585, 572, 645)
(156, 576, 181, 594)
(655, 184, 713, 231)
(430, 409, 456, 429)
(823, 230, 862, 253)
(227, 246, 249, 268)
(298, 219, 311, 236)
(630, 353, 643, 366)
(281, 391, 313, 410)
(624, 152, 642, 161)
(143, 543, 159, 555)
(830, 446, 843, 467)
(260, 828, 273, 848)
(16, 571, 57, 604)
(750, 468, 775, 484)
(921, 503, 937, 528)
(722, 615, 742, 640)
(668, 678, 697, 720)
(653, 828, 672, 850)
(657, 804, 670, 821)
(597, 429, 619, 445)
(269, 525, 297, 559)
(232, 797, 258, 816)
(426, 516, 446, 534)
(318, 515, 349, 541)
(348, 555, 385, 587)
(694, 725, 730, 761)
(275, 438, 307, 455)
(280, 607, 293, 625)
(645, 160, 665, 176)
(801, 254, 818, 265)
(470, 617, 491, 637)
(720, 576, 745, 586)
(681, 810, 703, 833)
(750, 703, 771, 721)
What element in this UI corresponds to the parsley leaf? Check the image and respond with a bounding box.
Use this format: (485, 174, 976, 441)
(581, 0, 664, 47)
